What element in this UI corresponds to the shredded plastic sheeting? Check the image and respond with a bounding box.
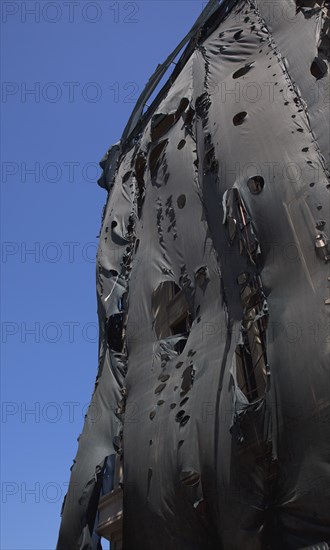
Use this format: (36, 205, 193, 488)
(57, 1, 330, 548)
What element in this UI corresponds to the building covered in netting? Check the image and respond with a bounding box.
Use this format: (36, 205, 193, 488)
(57, 1, 330, 548)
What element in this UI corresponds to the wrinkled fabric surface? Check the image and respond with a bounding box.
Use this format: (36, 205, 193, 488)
(57, 1, 330, 548)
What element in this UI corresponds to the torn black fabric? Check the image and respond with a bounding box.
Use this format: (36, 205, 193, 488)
(57, 1, 330, 548)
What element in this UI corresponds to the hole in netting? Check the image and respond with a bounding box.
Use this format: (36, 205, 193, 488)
(233, 63, 254, 79)
(233, 29, 243, 40)
(155, 383, 166, 395)
(152, 281, 191, 352)
(177, 139, 186, 150)
(247, 175, 264, 194)
(151, 98, 190, 141)
(195, 93, 211, 119)
(177, 194, 186, 209)
(181, 365, 194, 395)
(175, 410, 185, 422)
(149, 140, 168, 179)
(316, 220, 325, 229)
(180, 470, 200, 487)
(310, 57, 327, 80)
(195, 266, 209, 289)
(151, 113, 176, 141)
(122, 171, 131, 183)
(176, 97, 190, 117)
(172, 318, 190, 354)
(135, 154, 146, 178)
(233, 111, 247, 126)
(135, 153, 146, 218)
(107, 313, 124, 352)
(184, 106, 195, 127)
(180, 415, 190, 427)
(126, 217, 134, 236)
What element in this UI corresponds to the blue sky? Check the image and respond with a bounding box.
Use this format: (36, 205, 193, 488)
(1, 1, 207, 548)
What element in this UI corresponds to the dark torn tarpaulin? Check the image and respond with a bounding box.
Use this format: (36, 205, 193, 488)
(57, 0, 330, 548)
